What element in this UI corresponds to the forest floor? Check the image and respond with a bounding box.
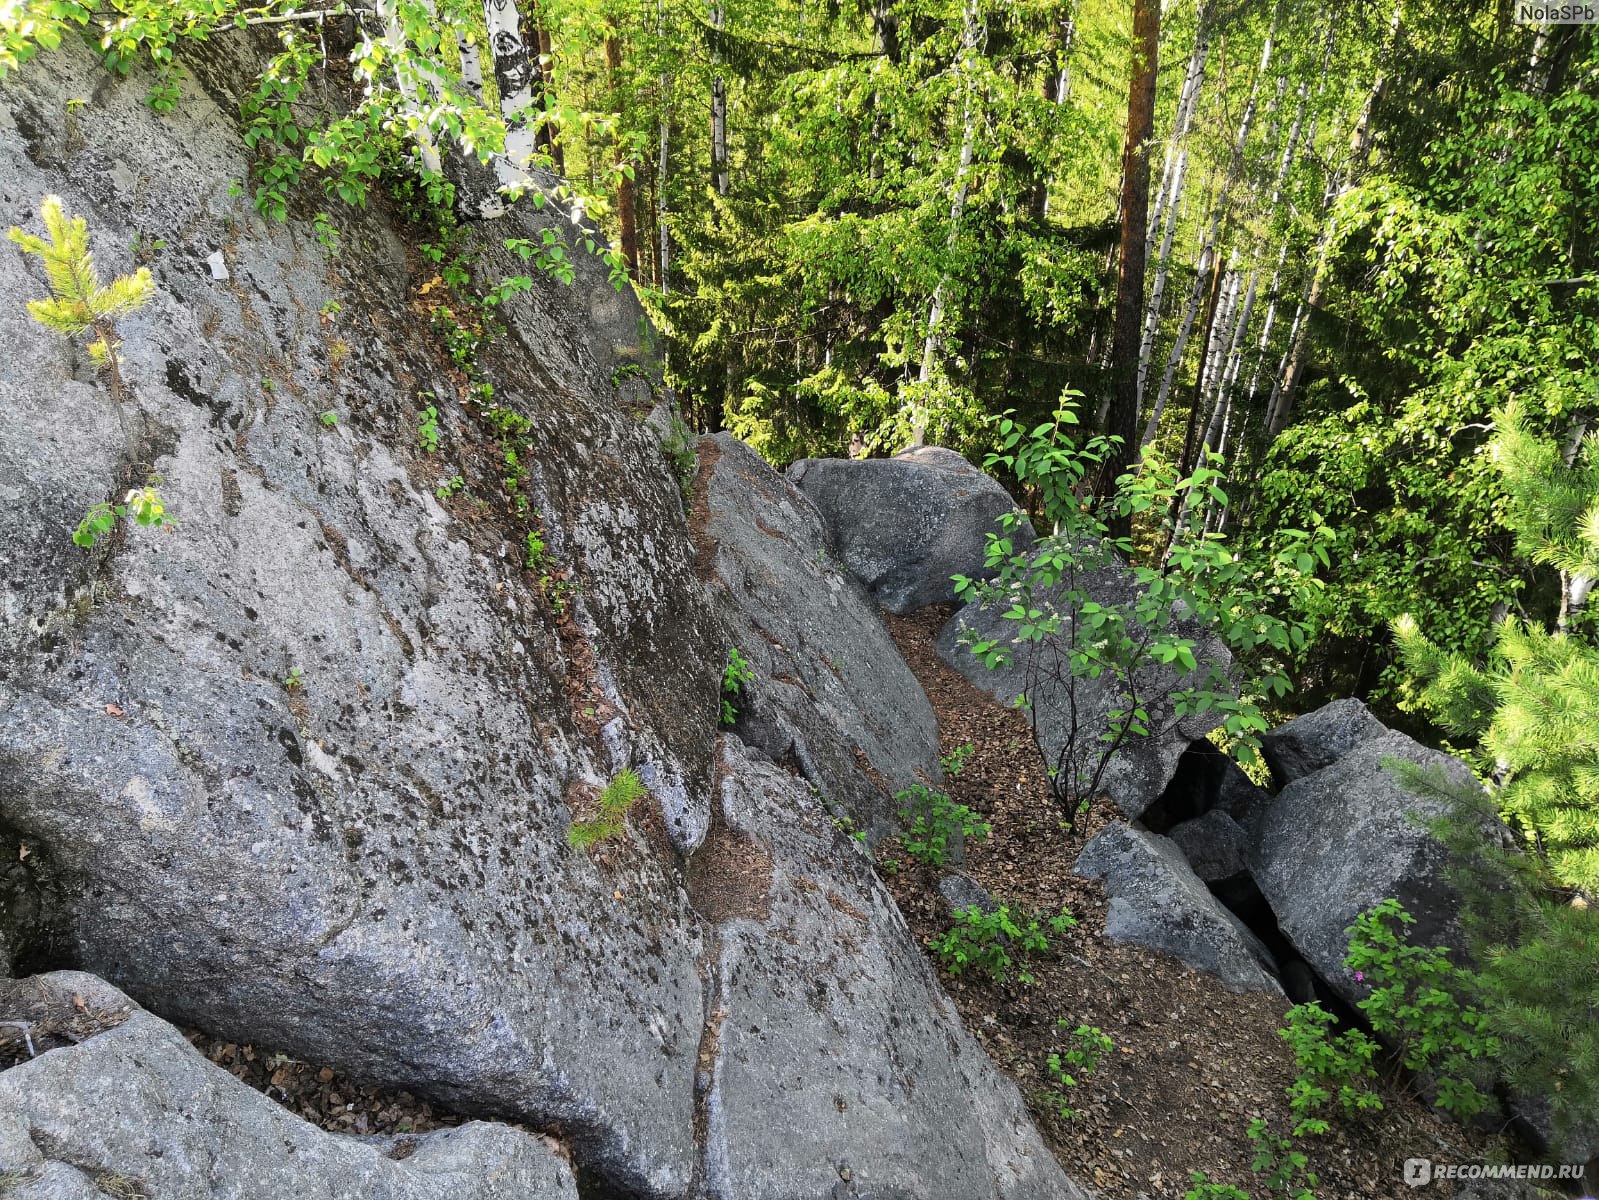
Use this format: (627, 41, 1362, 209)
(883, 605, 1519, 1200)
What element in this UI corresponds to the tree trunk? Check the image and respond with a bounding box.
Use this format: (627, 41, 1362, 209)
(1267, 5, 1400, 438)
(482, 0, 539, 192)
(911, 0, 984, 446)
(373, 0, 443, 175)
(605, 36, 639, 278)
(1097, 0, 1160, 525)
(710, 0, 730, 196)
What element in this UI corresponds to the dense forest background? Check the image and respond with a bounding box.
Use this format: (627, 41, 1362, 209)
(519, 0, 1597, 721)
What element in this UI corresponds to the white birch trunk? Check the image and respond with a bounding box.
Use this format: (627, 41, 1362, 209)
(911, 0, 982, 444)
(711, 0, 729, 196)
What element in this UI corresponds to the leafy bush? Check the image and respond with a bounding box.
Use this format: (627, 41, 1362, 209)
(568, 769, 648, 851)
(1247, 1119, 1318, 1200)
(1279, 1003, 1382, 1136)
(896, 783, 990, 867)
(1184, 1177, 1251, 1200)
(1045, 1022, 1113, 1119)
(929, 903, 1075, 985)
(955, 401, 1327, 826)
(721, 647, 755, 725)
(1344, 899, 1497, 1122)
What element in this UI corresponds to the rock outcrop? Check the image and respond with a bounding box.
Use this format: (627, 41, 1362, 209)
(0, 35, 1087, 1199)
(692, 433, 941, 837)
(0, 972, 578, 1199)
(1249, 727, 1477, 1006)
(788, 445, 1033, 613)
(1075, 822, 1280, 993)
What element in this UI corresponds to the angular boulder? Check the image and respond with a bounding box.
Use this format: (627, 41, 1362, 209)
(1167, 809, 1251, 886)
(1249, 730, 1478, 1006)
(788, 445, 1033, 613)
(936, 561, 1231, 821)
(1259, 698, 1387, 787)
(693, 432, 941, 838)
(698, 740, 1091, 1199)
(1075, 822, 1280, 993)
(0, 972, 578, 1199)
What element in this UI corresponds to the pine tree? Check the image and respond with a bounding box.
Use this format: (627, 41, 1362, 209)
(9, 195, 169, 549)
(8, 194, 154, 400)
(1395, 402, 1599, 895)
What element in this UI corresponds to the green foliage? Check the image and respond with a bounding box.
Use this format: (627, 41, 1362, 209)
(9, 193, 153, 394)
(416, 404, 440, 454)
(1278, 1003, 1382, 1137)
(659, 412, 698, 500)
(1396, 406, 1599, 894)
(524, 528, 547, 572)
(568, 768, 648, 850)
(1389, 761, 1599, 1142)
(282, 665, 304, 691)
(929, 903, 1074, 985)
(318, 409, 338, 428)
(895, 783, 989, 868)
(940, 743, 974, 777)
(1184, 1178, 1251, 1200)
(1344, 899, 1497, 1122)
(1246, 1120, 1317, 1200)
(720, 647, 755, 725)
(956, 401, 1327, 821)
(72, 485, 170, 548)
(1045, 1022, 1112, 1119)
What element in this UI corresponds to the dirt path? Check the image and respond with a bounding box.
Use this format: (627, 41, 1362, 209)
(883, 606, 1509, 1200)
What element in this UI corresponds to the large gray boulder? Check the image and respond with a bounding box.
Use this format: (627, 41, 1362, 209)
(699, 740, 1091, 1200)
(936, 556, 1231, 821)
(693, 434, 941, 838)
(1249, 730, 1477, 1007)
(0, 972, 578, 1199)
(1075, 822, 1280, 993)
(1259, 698, 1387, 787)
(1, 37, 716, 1195)
(787, 445, 1034, 613)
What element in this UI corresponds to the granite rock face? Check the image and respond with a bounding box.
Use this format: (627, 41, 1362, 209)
(788, 446, 1034, 614)
(1258, 698, 1388, 788)
(692, 433, 941, 838)
(695, 741, 1093, 1200)
(0, 972, 578, 1200)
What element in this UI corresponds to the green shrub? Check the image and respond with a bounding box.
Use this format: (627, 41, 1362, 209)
(568, 768, 648, 850)
(1279, 1003, 1382, 1136)
(1184, 1177, 1251, 1200)
(929, 904, 1075, 985)
(721, 647, 755, 725)
(896, 783, 990, 867)
(1045, 1022, 1113, 1119)
(1344, 899, 1497, 1122)
(1247, 1119, 1317, 1199)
